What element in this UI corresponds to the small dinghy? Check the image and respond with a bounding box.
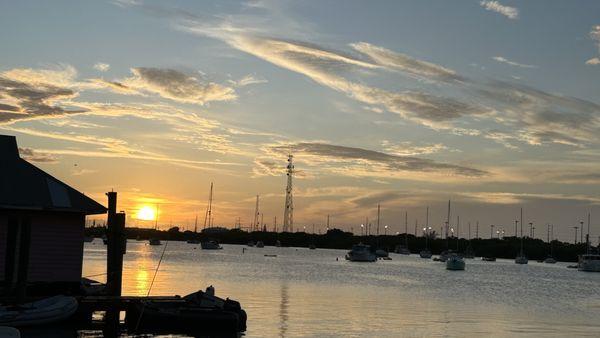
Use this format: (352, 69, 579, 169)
(126, 286, 246, 335)
(0, 295, 78, 327)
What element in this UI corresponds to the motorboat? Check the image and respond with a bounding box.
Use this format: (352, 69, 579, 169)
(543, 256, 557, 264)
(515, 255, 528, 264)
(437, 250, 452, 262)
(0, 295, 78, 326)
(394, 245, 410, 255)
(375, 249, 389, 258)
(345, 243, 376, 262)
(125, 286, 246, 335)
(578, 254, 600, 272)
(149, 238, 162, 246)
(255, 241, 264, 248)
(419, 249, 432, 259)
(482, 256, 496, 262)
(446, 254, 466, 271)
(201, 240, 223, 250)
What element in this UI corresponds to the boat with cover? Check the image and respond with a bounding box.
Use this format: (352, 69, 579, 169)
(345, 243, 376, 262)
(0, 295, 78, 327)
(578, 254, 600, 272)
(446, 254, 466, 270)
(126, 287, 247, 335)
(201, 240, 223, 250)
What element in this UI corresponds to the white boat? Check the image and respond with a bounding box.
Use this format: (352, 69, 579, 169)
(543, 256, 557, 264)
(200, 240, 223, 250)
(446, 254, 465, 270)
(345, 243, 376, 262)
(255, 241, 264, 248)
(419, 249, 432, 259)
(578, 254, 600, 272)
(0, 295, 78, 327)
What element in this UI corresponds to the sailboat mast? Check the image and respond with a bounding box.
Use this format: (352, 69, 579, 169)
(194, 214, 198, 233)
(376, 204, 380, 236)
(155, 203, 159, 230)
(207, 182, 213, 228)
(404, 211, 408, 247)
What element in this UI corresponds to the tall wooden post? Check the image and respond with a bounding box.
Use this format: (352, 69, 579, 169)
(106, 191, 126, 297)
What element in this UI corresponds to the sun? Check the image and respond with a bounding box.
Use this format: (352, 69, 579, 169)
(137, 206, 156, 221)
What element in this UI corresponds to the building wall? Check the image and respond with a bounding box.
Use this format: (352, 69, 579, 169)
(0, 212, 85, 283)
(0, 215, 6, 281)
(28, 212, 85, 282)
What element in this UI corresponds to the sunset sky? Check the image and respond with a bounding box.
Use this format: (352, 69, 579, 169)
(1, 1, 600, 242)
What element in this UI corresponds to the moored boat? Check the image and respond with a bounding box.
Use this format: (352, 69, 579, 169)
(394, 245, 410, 255)
(515, 255, 528, 264)
(482, 256, 496, 262)
(0, 295, 78, 327)
(125, 287, 246, 335)
(446, 254, 466, 270)
(201, 240, 223, 250)
(255, 241, 264, 248)
(543, 256, 557, 264)
(375, 249, 389, 258)
(345, 243, 376, 262)
(149, 238, 162, 246)
(578, 254, 600, 272)
(309, 244, 316, 250)
(419, 249, 432, 259)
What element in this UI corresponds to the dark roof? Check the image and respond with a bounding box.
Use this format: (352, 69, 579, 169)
(0, 135, 107, 214)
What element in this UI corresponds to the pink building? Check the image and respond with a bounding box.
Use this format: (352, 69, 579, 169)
(0, 135, 106, 295)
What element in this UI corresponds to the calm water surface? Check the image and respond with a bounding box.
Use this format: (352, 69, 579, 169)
(82, 240, 600, 337)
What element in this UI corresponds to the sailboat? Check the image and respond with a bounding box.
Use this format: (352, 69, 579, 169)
(187, 214, 200, 244)
(515, 208, 528, 264)
(149, 204, 162, 246)
(544, 227, 556, 263)
(579, 213, 600, 272)
(420, 206, 432, 259)
(396, 211, 411, 255)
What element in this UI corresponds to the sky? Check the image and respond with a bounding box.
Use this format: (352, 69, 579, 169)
(1, 0, 600, 243)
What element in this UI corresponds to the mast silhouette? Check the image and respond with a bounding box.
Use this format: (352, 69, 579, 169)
(203, 182, 213, 230)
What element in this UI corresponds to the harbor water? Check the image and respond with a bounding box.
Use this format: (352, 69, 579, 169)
(82, 240, 600, 337)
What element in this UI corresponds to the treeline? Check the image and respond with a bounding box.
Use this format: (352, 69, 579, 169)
(85, 226, 597, 262)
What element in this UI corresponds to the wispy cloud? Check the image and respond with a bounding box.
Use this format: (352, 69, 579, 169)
(350, 42, 464, 83)
(380, 140, 450, 156)
(480, 1, 519, 20)
(228, 74, 268, 87)
(18, 147, 58, 163)
(96, 67, 236, 105)
(492, 56, 536, 68)
(269, 142, 488, 178)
